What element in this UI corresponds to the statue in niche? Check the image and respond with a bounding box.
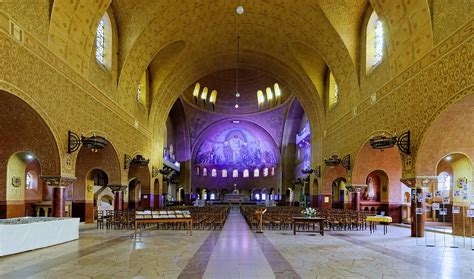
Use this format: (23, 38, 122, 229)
(364, 177, 376, 201)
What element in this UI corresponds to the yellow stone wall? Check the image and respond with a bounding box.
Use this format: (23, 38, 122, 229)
(0, 1, 472, 199)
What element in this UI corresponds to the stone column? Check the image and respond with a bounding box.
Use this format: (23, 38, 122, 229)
(40, 176, 76, 217)
(108, 185, 127, 211)
(401, 177, 437, 237)
(346, 184, 367, 211)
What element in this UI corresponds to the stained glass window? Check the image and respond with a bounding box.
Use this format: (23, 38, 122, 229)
(222, 169, 227, 177)
(202, 168, 208, 177)
(211, 168, 217, 177)
(233, 169, 238, 178)
(254, 169, 260, 177)
(374, 19, 384, 65)
(243, 169, 249, 178)
(263, 168, 268, 177)
(95, 19, 105, 64)
(26, 172, 33, 189)
(137, 81, 141, 102)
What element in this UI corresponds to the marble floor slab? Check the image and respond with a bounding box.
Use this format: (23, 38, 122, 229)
(1, 212, 473, 279)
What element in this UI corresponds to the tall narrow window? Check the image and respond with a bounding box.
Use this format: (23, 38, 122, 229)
(243, 169, 249, 178)
(374, 19, 384, 65)
(366, 11, 384, 72)
(95, 13, 112, 69)
(137, 71, 147, 105)
(222, 169, 228, 178)
(211, 168, 217, 177)
(233, 169, 238, 178)
(95, 19, 105, 64)
(202, 168, 208, 177)
(263, 168, 269, 177)
(137, 81, 142, 102)
(254, 169, 260, 177)
(328, 72, 339, 108)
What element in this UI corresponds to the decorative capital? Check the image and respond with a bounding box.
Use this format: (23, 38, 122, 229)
(400, 176, 437, 189)
(152, 166, 159, 177)
(346, 184, 367, 193)
(40, 175, 76, 187)
(108, 184, 127, 193)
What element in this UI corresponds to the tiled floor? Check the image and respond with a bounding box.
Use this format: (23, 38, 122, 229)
(1, 210, 473, 279)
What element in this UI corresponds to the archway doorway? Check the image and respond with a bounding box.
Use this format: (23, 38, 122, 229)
(331, 177, 346, 209)
(127, 156, 151, 209)
(74, 141, 121, 223)
(89, 169, 113, 212)
(0, 90, 61, 219)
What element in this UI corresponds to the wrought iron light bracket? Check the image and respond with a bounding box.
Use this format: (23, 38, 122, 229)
(324, 155, 341, 167)
(68, 130, 107, 153)
(370, 130, 410, 155)
(124, 154, 150, 169)
(342, 155, 351, 171)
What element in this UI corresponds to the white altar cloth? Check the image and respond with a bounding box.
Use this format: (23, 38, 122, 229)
(0, 217, 80, 256)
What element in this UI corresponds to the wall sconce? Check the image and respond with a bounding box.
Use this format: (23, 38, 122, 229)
(68, 130, 107, 153)
(324, 155, 341, 167)
(341, 155, 350, 171)
(370, 130, 410, 154)
(124, 154, 150, 169)
(301, 166, 321, 178)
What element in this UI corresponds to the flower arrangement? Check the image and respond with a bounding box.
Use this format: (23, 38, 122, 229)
(301, 207, 317, 218)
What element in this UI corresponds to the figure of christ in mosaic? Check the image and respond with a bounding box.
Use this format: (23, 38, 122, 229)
(194, 127, 277, 170)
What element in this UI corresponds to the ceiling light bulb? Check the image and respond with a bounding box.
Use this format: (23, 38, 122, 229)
(235, 104, 239, 108)
(445, 155, 453, 161)
(26, 154, 33, 160)
(236, 5, 244, 15)
(235, 92, 240, 98)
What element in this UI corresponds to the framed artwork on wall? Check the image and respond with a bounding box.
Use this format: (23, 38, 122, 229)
(12, 176, 21, 187)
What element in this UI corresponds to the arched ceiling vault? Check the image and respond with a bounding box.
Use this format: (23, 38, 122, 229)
(149, 50, 325, 140)
(116, 1, 360, 114)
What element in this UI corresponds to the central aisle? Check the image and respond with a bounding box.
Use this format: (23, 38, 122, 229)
(203, 209, 276, 279)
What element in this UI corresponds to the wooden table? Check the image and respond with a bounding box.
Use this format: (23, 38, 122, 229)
(366, 216, 392, 235)
(134, 218, 193, 239)
(292, 217, 325, 236)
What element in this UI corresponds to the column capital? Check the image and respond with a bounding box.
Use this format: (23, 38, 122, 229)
(345, 184, 367, 193)
(40, 175, 76, 187)
(400, 176, 438, 189)
(108, 184, 127, 193)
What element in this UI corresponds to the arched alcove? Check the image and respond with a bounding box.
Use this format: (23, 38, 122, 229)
(74, 141, 121, 223)
(0, 90, 61, 219)
(352, 140, 403, 221)
(127, 156, 151, 209)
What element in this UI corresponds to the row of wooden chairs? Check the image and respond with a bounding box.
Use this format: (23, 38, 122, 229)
(96, 205, 230, 231)
(240, 206, 370, 231)
(169, 205, 230, 230)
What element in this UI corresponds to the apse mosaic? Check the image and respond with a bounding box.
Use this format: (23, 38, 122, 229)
(194, 126, 278, 171)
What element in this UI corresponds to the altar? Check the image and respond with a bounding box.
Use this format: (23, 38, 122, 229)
(224, 193, 248, 203)
(0, 217, 79, 256)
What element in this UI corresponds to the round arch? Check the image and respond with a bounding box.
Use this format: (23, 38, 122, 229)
(0, 90, 61, 218)
(416, 94, 474, 178)
(73, 140, 121, 222)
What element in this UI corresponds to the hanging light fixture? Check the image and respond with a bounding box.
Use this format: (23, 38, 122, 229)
(235, 35, 240, 109)
(234, 3, 243, 109)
